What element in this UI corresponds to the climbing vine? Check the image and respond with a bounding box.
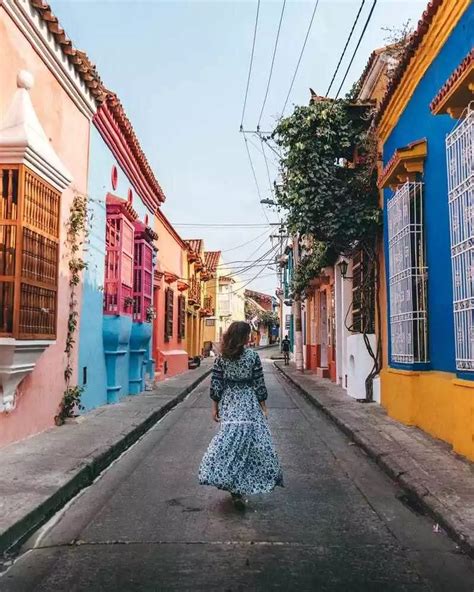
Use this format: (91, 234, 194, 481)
(55, 192, 89, 425)
(273, 98, 379, 255)
(292, 241, 335, 297)
(273, 97, 382, 400)
(272, 97, 380, 295)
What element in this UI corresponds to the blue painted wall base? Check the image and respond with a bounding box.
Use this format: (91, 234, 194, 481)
(103, 315, 132, 401)
(129, 322, 152, 394)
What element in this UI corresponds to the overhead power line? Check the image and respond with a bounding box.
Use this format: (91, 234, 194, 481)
(325, 0, 366, 96)
(221, 228, 270, 252)
(173, 223, 271, 228)
(229, 254, 279, 294)
(334, 0, 378, 99)
(228, 272, 276, 287)
(243, 135, 271, 223)
(281, 0, 321, 117)
(223, 242, 279, 278)
(245, 135, 279, 170)
(260, 135, 275, 198)
(240, 0, 261, 129)
(257, 0, 287, 129)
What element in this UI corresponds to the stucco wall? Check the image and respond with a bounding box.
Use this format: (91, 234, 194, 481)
(78, 125, 154, 410)
(153, 212, 188, 377)
(0, 8, 91, 446)
(382, 7, 473, 374)
(380, 6, 474, 460)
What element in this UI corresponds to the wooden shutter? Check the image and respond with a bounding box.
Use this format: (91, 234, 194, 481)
(177, 294, 186, 341)
(104, 207, 135, 316)
(164, 288, 174, 341)
(0, 166, 60, 339)
(133, 239, 153, 322)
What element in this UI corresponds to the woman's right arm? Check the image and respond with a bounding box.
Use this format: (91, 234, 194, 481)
(210, 357, 224, 422)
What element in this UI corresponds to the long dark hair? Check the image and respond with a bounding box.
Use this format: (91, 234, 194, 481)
(221, 321, 251, 360)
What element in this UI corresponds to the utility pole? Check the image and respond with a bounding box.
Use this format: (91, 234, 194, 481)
(292, 233, 304, 372)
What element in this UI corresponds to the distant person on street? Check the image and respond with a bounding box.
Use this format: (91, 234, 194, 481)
(198, 321, 283, 510)
(281, 335, 291, 366)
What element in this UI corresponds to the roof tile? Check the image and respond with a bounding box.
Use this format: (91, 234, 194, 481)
(375, 0, 443, 126)
(204, 251, 221, 273)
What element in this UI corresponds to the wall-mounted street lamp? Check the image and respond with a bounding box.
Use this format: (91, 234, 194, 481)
(260, 198, 277, 206)
(338, 259, 353, 280)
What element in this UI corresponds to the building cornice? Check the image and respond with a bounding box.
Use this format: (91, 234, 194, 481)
(155, 208, 187, 249)
(1, 0, 99, 118)
(94, 99, 165, 215)
(430, 48, 474, 117)
(378, 139, 427, 190)
(376, 0, 470, 143)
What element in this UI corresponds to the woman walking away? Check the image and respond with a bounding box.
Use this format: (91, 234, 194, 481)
(199, 321, 283, 510)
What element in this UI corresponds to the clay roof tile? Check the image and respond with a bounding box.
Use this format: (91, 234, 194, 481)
(375, 0, 443, 126)
(204, 251, 221, 273)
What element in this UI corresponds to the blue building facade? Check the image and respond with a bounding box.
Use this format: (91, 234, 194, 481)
(378, 0, 474, 459)
(78, 98, 163, 411)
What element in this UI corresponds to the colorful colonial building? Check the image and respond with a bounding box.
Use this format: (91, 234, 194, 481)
(184, 239, 213, 359)
(0, 0, 223, 447)
(245, 289, 278, 346)
(152, 209, 189, 379)
(0, 0, 99, 446)
(377, 0, 473, 459)
(78, 92, 163, 409)
(202, 251, 221, 351)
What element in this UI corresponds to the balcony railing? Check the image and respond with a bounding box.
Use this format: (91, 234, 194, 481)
(188, 278, 201, 307)
(202, 295, 214, 316)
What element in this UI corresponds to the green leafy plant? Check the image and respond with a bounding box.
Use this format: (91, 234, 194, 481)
(146, 305, 156, 323)
(292, 241, 336, 297)
(54, 386, 84, 426)
(259, 310, 279, 327)
(273, 97, 382, 399)
(273, 99, 379, 253)
(55, 192, 89, 426)
(124, 296, 135, 308)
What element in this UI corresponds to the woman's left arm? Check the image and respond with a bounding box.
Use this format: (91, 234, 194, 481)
(210, 357, 224, 422)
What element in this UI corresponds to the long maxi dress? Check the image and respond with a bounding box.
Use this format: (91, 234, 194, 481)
(199, 348, 283, 495)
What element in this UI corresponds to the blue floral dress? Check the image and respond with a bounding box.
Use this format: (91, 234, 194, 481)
(199, 348, 283, 495)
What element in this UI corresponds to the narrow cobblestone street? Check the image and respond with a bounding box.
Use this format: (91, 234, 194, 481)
(2, 353, 474, 591)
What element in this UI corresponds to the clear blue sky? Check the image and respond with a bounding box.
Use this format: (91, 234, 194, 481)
(53, 0, 426, 294)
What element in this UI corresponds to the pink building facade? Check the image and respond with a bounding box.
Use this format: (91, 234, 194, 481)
(0, 0, 97, 447)
(153, 210, 189, 379)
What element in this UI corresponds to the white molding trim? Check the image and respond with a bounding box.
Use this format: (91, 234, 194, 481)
(0, 338, 54, 412)
(2, 0, 97, 118)
(0, 71, 73, 190)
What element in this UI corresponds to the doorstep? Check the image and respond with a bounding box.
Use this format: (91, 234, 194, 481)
(0, 361, 212, 557)
(275, 361, 474, 558)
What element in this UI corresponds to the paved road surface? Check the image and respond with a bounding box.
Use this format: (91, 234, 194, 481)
(2, 353, 474, 591)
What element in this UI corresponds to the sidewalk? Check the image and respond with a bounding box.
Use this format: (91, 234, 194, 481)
(275, 362, 474, 557)
(0, 362, 212, 556)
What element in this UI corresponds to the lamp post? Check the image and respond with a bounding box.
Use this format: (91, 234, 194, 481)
(338, 259, 353, 281)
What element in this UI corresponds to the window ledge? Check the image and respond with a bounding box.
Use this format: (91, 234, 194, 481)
(0, 338, 54, 412)
(452, 378, 474, 389)
(388, 368, 421, 377)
